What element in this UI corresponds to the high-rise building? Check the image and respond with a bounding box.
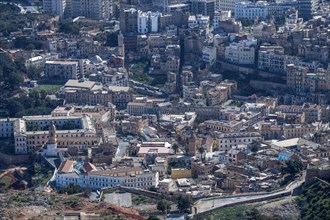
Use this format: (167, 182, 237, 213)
(120, 8, 139, 33)
(298, 0, 320, 21)
(189, 0, 215, 19)
(138, 11, 160, 34)
(43, 0, 67, 18)
(66, 0, 111, 19)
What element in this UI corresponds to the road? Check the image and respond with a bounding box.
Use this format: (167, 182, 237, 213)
(193, 179, 304, 214)
(115, 137, 129, 158)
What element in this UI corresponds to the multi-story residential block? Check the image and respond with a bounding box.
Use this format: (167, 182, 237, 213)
(182, 82, 198, 101)
(120, 8, 138, 34)
(43, 0, 66, 18)
(206, 86, 229, 106)
(25, 54, 58, 70)
(89, 67, 129, 87)
(64, 80, 133, 110)
(202, 46, 217, 66)
(218, 0, 242, 12)
(298, 0, 320, 21)
(188, 15, 210, 29)
(189, 0, 215, 18)
(225, 37, 257, 65)
(127, 97, 166, 116)
(235, 1, 294, 21)
(56, 161, 159, 189)
(45, 60, 83, 80)
(259, 121, 283, 140)
(0, 118, 16, 138)
(67, 0, 111, 19)
(215, 132, 262, 152)
(283, 124, 316, 139)
(258, 46, 297, 74)
(287, 64, 330, 96)
(138, 11, 160, 34)
(276, 104, 322, 123)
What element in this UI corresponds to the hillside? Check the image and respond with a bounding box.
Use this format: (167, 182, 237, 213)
(296, 178, 330, 220)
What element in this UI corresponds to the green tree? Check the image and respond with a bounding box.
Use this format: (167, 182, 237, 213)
(37, 22, 51, 31)
(105, 31, 118, 47)
(27, 66, 43, 80)
(198, 147, 206, 161)
(58, 20, 80, 35)
(285, 158, 303, 175)
(177, 195, 192, 212)
(172, 143, 179, 154)
(149, 186, 157, 192)
(156, 199, 171, 213)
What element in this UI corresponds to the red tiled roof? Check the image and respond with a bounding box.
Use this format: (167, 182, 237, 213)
(58, 160, 74, 173)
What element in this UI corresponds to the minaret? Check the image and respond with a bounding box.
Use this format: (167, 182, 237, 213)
(48, 122, 57, 144)
(46, 122, 58, 157)
(118, 31, 125, 57)
(188, 131, 197, 156)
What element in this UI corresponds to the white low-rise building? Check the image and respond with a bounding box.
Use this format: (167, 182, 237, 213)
(215, 132, 263, 151)
(56, 161, 159, 190)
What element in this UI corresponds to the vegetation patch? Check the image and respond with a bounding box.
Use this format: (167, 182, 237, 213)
(0, 175, 15, 189)
(196, 204, 268, 220)
(130, 62, 150, 83)
(131, 194, 153, 206)
(33, 84, 63, 94)
(296, 179, 330, 220)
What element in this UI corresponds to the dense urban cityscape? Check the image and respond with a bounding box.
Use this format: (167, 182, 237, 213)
(0, 0, 330, 219)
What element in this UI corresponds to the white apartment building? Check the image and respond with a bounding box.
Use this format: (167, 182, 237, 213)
(202, 46, 217, 65)
(235, 1, 269, 20)
(235, 1, 293, 21)
(138, 11, 160, 34)
(25, 53, 59, 70)
(225, 39, 256, 65)
(25, 56, 44, 70)
(56, 161, 159, 190)
(0, 118, 16, 138)
(216, 132, 263, 151)
(183, 82, 198, 101)
(45, 60, 83, 80)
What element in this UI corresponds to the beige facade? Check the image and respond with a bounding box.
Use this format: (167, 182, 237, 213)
(13, 115, 100, 154)
(283, 124, 316, 139)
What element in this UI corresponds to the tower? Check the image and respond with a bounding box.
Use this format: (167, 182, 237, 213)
(188, 131, 201, 156)
(45, 122, 59, 157)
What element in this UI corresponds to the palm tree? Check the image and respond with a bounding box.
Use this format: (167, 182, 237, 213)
(198, 147, 206, 161)
(172, 143, 179, 154)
